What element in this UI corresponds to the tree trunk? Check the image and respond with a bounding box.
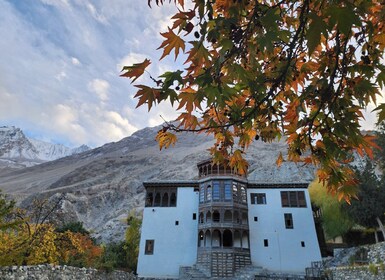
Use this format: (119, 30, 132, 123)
(375, 230, 379, 243)
(376, 216, 385, 240)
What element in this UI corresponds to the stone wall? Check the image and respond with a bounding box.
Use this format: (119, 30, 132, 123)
(326, 242, 385, 280)
(0, 264, 137, 280)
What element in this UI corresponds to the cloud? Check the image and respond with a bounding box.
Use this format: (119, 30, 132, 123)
(71, 57, 81, 65)
(88, 79, 110, 102)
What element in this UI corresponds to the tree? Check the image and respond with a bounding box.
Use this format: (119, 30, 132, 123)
(122, 0, 385, 199)
(124, 213, 142, 272)
(0, 191, 22, 231)
(309, 180, 354, 240)
(344, 160, 385, 241)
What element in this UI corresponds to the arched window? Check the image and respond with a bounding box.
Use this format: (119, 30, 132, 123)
(213, 210, 220, 222)
(223, 230, 233, 247)
(205, 230, 211, 247)
(170, 192, 177, 207)
(199, 212, 204, 224)
(145, 192, 153, 207)
(161, 193, 169, 207)
(224, 210, 232, 222)
(206, 185, 212, 202)
(154, 193, 161, 207)
(198, 231, 204, 247)
(242, 212, 248, 224)
(206, 211, 212, 223)
(212, 230, 221, 247)
(242, 232, 249, 249)
(233, 211, 240, 224)
(234, 231, 241, 248)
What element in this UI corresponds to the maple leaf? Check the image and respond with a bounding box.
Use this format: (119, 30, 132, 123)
(276, 152, 284, 167)
(158, 28, 186, 60)
(134, 85, 160, 111)
(156, 130, 178, 150)
(177, 87, 203, 112)
(120, 59, 151, 83)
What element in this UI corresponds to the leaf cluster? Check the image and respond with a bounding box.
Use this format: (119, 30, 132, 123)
(123, 0, 385, 199)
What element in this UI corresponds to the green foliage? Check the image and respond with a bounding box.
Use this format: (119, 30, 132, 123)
(125, 213, 142, 272)
(344, 160, 385, 229)
(0, 191, 21, 230)
(368, 263, 379, 275)
(98, 242, 128, 272)
(56, 221, 90, 235)
(309, 181, 354, 239)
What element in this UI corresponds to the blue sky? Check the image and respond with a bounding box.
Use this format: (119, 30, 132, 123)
(0, 0, 182, 147)
(0, 0, 381, 148)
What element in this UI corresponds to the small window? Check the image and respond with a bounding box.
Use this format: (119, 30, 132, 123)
(170, 192, 177, 207)
(251, 193, 266, 205)
(175, 221, 179, 225)
(232, 183, 238, 201)
(298, 191, 307, 207)
(281, 191, 307, 208)
(193, 213, 197, 220)
(301, 241, 305, 247)
(284, 213, 293, 229)
(254, 216, 258, 222)
(145, 240, 154, 255)
(264, 239, 268, 247)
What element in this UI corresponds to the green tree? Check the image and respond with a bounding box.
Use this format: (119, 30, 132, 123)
(125, 213, 142, 272)
(122, 0, 385, 199)
(0, 191, 22, 230)
(56, 221, 90, 235)
(309, 180, 354, 240)
(344, 160, 385, 241)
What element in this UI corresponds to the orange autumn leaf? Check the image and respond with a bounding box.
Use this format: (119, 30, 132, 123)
(120, 59, 151, 83)
(158, 28, 186, 60)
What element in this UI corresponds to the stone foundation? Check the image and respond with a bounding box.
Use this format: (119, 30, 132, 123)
(0, 264, 137, 280)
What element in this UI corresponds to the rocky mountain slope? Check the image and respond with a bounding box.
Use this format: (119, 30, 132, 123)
(0, 125, 315, 242)
(0, 126, 90, 172)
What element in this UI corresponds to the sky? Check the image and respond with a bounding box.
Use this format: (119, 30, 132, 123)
(0, 0, 382, 148)
(0, 0, 183, 147)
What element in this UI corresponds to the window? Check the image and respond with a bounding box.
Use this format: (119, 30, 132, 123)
(175, 221, 179, 225)
(224, 181, 232, 201)
(161, 193, 169, 207)
(154, 193, 161, 207)
(206, 185, 212, 202)
(193, 213, 197, 220)
(301, 241, 305, 247)
(254, 216, 258, 222)
(284, 213, 293, 229)
(199, 186, 205, 203)
(264, 239, 269, 247)
(145, 240, 154, 255)
(250, 193, 266, 205)
(170, 192, 177, 207)
(213, 211, 220, 222)
(145, 192, 153, 207)
(281, 191, 307, 208)
(232, 183, 238, 201)
(213, 182, 220, 201)
(240, 185, 247, 203)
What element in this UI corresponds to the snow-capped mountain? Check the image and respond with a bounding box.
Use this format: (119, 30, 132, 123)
(0, 124, 315, 242)
(0, 126, 90, 170)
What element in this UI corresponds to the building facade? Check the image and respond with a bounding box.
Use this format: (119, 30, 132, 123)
(137, 160, 321, 278)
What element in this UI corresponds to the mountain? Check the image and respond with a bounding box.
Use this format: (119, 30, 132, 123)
(0, 125, 315, 242)
(0, 126, 90, 172)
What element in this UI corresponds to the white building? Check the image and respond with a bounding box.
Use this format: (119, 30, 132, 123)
(137, 160, 321, 278)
